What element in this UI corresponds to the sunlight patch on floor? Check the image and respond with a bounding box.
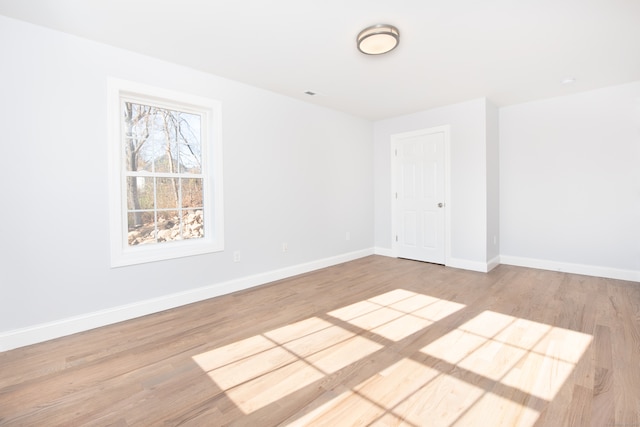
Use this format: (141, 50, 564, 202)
(223, 358, 325, 414)
(192, 289, 592, 424)
(193, 315, 382, 413)
(329, 290, 466, 342)
(452, 392, 541, 427)
(286, 387, 384, 427)
(421, 310, 593, 401)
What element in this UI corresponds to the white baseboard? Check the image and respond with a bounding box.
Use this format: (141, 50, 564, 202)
(447, 257, 495, 273)
(487, 256, 501, 272)
(374, 247, 498, 273)
(0, 248, 374, 352)
(500, 255, 640, 282)
(374, 247, 394, 257)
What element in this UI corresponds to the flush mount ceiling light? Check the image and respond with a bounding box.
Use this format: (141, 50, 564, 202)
(357, 24, 400, 55)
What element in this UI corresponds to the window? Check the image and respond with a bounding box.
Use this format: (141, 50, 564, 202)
(108, 79, 223, 267)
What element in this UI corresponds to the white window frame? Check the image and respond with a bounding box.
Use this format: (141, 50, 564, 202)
(107, 78, 224, 267)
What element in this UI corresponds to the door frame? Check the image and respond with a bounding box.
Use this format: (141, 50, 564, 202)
(391, 125, 452, 265)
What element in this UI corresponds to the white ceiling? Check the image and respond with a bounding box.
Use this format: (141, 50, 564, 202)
(1, 0, 639, 120)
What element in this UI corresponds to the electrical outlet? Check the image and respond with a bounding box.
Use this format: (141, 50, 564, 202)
(282, 242, 288, 253)
(233, 251, 241, 262)
(346, 232, 351, 241)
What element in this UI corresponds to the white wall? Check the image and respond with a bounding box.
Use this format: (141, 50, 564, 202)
(0, 16, 374, 346)
(486, 100, 500, 262)
(374, 99, 493, 270)
(500, 82, 640, 280)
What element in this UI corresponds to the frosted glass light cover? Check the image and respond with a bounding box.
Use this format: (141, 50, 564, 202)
(357, 24, 399, 55)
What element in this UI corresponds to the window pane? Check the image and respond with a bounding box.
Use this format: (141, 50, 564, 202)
(181, 178, 203, 208)
(156, 177, 178, 209)
(127, 211, 156, 246)
(183, 209, 204, 240)
(124, 137, 153, 172)
(177, 112, 202, 174)
(124, 102, 154, 172)
(153, 139, 179, 173)
(127, 141, 153, 172)
(127, 177, 154, 210)
(157, 210, 180, 242)
(179, 142, 202, 174)
(140, 136, 165, 173)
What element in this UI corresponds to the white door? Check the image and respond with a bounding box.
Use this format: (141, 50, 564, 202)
(393, 127, 447, 264)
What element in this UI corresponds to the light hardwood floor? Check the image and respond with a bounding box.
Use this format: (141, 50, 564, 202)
(1, 256, 639, 426)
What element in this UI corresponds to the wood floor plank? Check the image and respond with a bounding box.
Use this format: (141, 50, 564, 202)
(0, 256, 638, 426)
(591, 324, 615, 427)
(608, 280, 640, 427)
(566, 384, 593, 427)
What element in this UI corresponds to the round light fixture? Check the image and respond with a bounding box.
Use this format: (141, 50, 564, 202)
(357, 24, 400, 55)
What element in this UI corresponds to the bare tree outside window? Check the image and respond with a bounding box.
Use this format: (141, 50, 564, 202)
(123, 102, 204, 246)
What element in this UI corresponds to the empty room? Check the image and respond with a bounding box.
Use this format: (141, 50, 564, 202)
(0, 1, 638, 426)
